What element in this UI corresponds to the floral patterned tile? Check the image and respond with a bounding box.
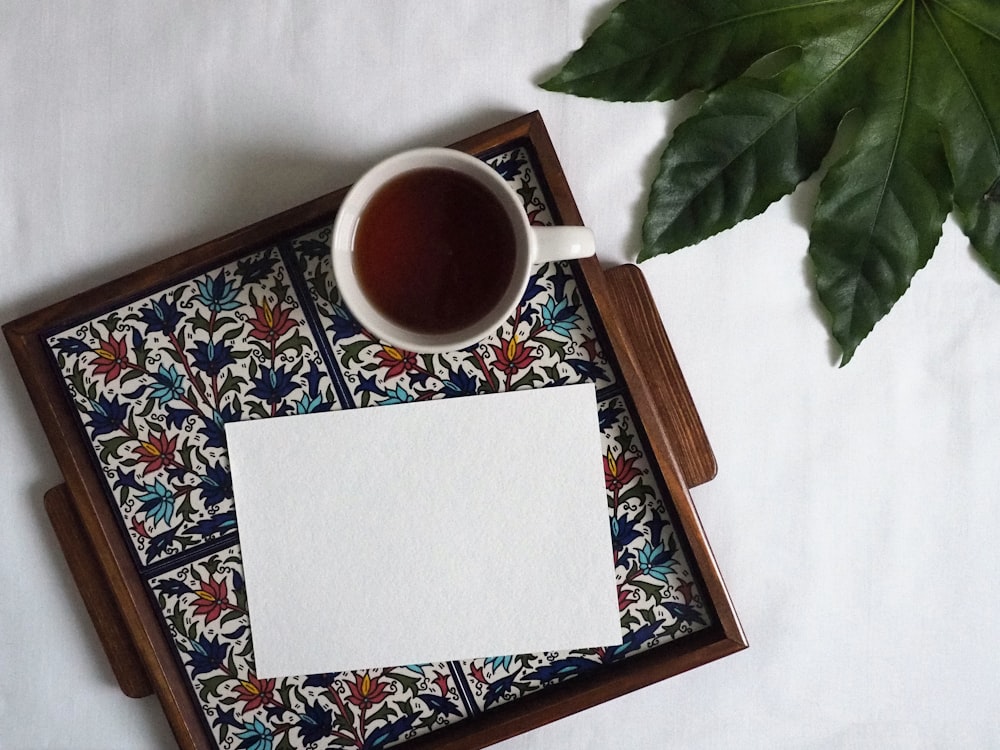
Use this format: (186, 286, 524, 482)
(458, 394, 712, 712)
(150, 546, 470, 750)
(48, 247, 340, 568)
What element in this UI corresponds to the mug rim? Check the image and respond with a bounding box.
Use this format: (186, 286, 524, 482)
(331, 147, 533, 353)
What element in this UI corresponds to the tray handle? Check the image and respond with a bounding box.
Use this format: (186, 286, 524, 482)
(604, 264, 717, 487)
(44, 484, 152, 699)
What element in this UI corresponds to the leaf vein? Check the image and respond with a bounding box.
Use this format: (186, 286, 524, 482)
(928, 0, 1000, 44)
(658, 0, 906, 236)
(838, 0, 916, 339)
(561, 0, 852, 88)
(922, 0, 1000, 164)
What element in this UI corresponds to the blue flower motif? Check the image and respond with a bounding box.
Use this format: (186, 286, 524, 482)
(236, 718, 273, 750)
(566, 357, 608, 382)
(548, 265, 575, 300)
(441, 366, 479, 396)
(85, 395, 129, 436)
(190, 340, 235, 376)
(491, 155, 526, 181)
(356, 374, 383, 396)
(184, 633, 228, 677)
(635, 541, 677, 583)
(610, 514, 642, 551)
(250, 366, 297, 405)
(156, 578, 192, 596)
(521, 269, 548, 304)
(484, 654, 514, 672)
(148, 364, 185, 405)
(199, 463, 233, 507)
(302, 672, 339, 688)
(189, 510, 237, 537)
(293, 363, 330, 413)
(137, 480, 175, 526)
(295, 702, 333, 745)
(328, 304, 362, 342)
(139, 295, 183, 335)
(605, 620, 663, 662)
(303, 362, 324, 397)
(236, 253, 278, 286)
(200, 404, 241, 449)
(363, 713, 417, 748)
(598, 402, 623, 431)
(212, 707, 241, 730)
(295, 393, 326, 414)
(148, 525, 177, 559)
(54, 336, 90, 354)
(380, 385, 414, 405)
(193, 271, 240, 313)
(539, 297, 581, 337)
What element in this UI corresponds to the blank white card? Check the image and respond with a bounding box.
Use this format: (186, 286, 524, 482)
(226, 382, 622, 679)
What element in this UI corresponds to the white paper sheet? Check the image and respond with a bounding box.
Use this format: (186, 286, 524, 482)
(226, 382, 622, 678)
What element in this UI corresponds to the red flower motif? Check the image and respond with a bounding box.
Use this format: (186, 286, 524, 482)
(468, 662, 487, 685)
(489, 335, 537, 375)
(618, 586, 638, 612)
(232, 673, 276, 713)
(345, 672, 391, 710)
(192, 576, 230, 623)
(131, 515, 150, 539)
(248, 300, 295, 343)
(90, 335, 129, 381)
(676, 580, 696, 605)
(133, 431, 178, 475)
(432, 671, 450, 697)
(603, 449, 640, 492)
(372, 345, 418, 379)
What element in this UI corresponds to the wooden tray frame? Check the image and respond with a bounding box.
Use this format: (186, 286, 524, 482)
(5, 111, 745, 749)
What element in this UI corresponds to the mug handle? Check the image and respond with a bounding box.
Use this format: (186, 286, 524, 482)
(532, 226, 596, 263)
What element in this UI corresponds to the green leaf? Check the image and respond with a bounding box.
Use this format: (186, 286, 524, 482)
(620, 609, 641, 630)
(218, 372, 246, 400)
(198, 674, 231, 701)
(340, 339, 374, 367)
(510, 369, 545, 390)
(420, 353, 437, 374)
(633, 579, 664, 600)
(544, 0, 1000, 364)
(617, 482, 653, 506)
(334, 699, 356, 731)
(384, 669, 421, 693)
(189, 311, 211, 333)
(365, 701, 396, 727)
(176, 493, 195, 522)
(533, 335, 566, 357)
(275, 332, 312, 357)
(97, 435, 132, 462)
(136, 397, 157, 419)
(542, 0, 862, 101)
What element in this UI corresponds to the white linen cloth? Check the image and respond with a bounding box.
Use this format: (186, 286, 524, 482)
(2, 2, 998, 748)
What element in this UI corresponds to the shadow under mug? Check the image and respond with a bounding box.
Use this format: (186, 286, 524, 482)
(330, 147, 595, 353)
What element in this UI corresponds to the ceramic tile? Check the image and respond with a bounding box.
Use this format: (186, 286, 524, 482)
(48, 247, 340, 567)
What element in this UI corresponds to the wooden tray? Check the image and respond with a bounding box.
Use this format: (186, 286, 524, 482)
(5, 112, 745, 750)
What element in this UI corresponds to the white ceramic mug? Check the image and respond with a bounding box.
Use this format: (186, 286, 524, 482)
(330, 147, 595, 353)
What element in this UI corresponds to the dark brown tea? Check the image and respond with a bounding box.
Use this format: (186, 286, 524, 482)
(353, 167, 517, 335)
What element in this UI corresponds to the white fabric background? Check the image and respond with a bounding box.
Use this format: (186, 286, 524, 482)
(2, 2, 999, 748)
